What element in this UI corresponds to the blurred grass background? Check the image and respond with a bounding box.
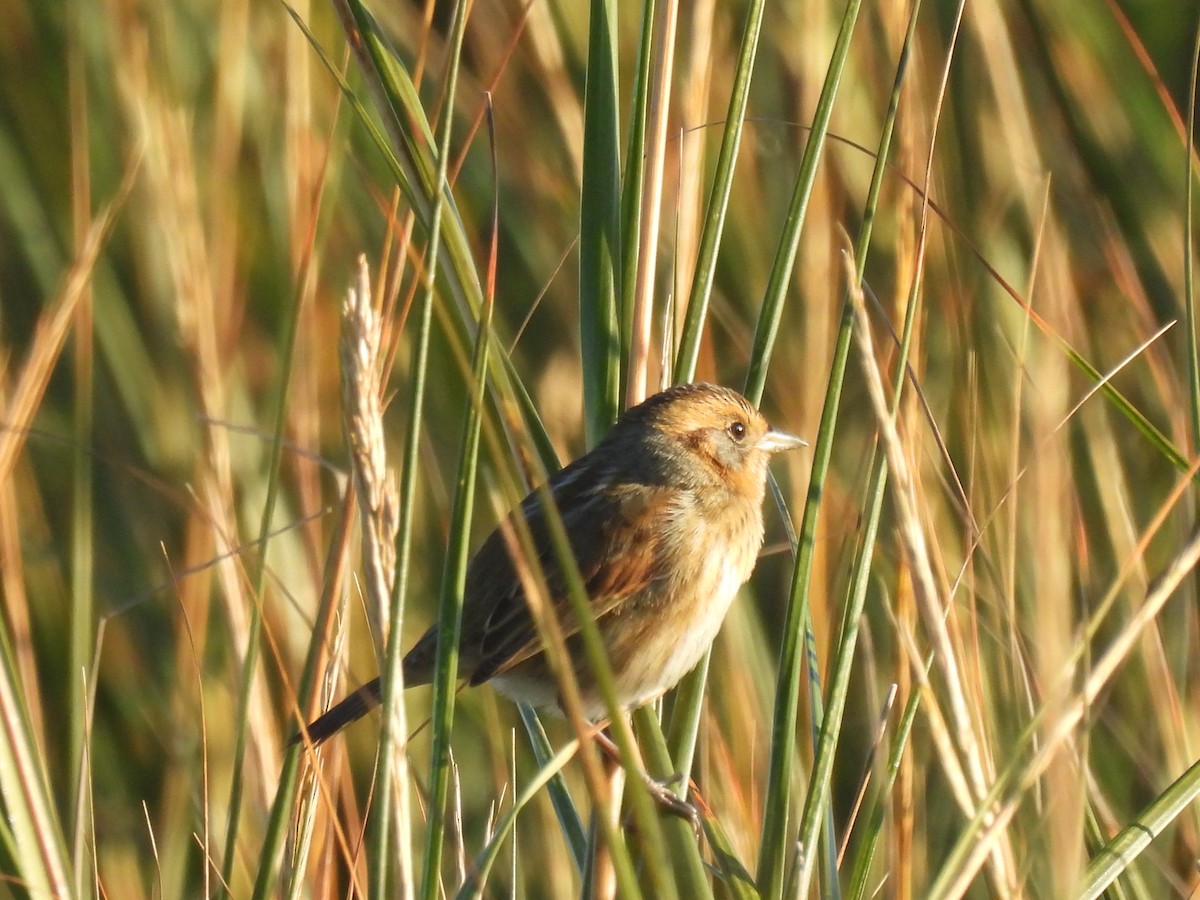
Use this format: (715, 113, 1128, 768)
(1, 0, 1199, 896)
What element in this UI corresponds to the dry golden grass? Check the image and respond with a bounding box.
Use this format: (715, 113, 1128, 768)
(0, 0, 1197, 897)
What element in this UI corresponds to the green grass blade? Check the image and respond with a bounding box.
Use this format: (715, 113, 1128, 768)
(67, 249, 95, 900)
(579, 0, 623, 442)
(803, 619, 839, 900)
(673, 0, 766, 384)
(291, 0, 558, 470)
(632, 705, 713, 899)
(617, 0, 654, 379)
(752, 1, 865, 895)
(792, 5, 925, 895)
(1077, 756, 1200, 900)
(518, 704, 588, 870)
(1184, 22, 1200, 451)
(661, 646, 707, 805)
(372, 229, 435, 899)
(380, 3, 473, 897)
(743, 0, 863, 407)
(700, 815, 760, 900)
(845, 672, 923, 900)
(416, 13, 486, 885)
(420, 284, 490, 900)
(325, 0, 481, 319)
(456, 732, 583, 898)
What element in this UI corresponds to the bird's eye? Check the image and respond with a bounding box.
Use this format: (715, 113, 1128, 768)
(728, 420, 747, 441)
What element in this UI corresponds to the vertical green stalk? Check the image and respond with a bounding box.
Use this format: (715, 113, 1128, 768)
(67, 69, 94, 900)
(844, 669, 924, 900)
(579, 0, 622, 442)
(618, 0, 655, 375)
(754, 1, 924, 896)
(420, 267, 491, 900)
(372, 1, 471, 896)
(301, 1, 558, 467)
(517, 704, 588, 870)
(1184, 21, 1200, 452)
(631, 706, 712, 897)
(370, 174, 434, 900)
(750, 0, 863, 890)
(788, 4, 924, 895)
(743, 0, 862, 407)
(673, 0, 766, 383)
(68, 281, 93, 896)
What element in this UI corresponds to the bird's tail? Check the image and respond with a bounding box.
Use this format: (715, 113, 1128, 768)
(290, 678, 382, 746)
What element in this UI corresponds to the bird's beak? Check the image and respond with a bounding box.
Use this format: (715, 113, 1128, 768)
(759, 428, 807, 454)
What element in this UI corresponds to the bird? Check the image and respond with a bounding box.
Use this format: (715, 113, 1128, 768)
(293, 382, 804, 747)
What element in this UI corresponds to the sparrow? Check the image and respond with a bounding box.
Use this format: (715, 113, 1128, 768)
(294, 382, 804, 746)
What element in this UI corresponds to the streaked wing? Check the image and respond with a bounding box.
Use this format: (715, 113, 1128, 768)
(464, 474, 674, 686)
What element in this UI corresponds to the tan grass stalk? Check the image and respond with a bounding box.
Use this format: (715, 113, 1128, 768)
(845, 247, 1018, 893)
(941, 501, 1200, 899)
(338, 256, 411, 890)
(0, 184, 128, 487)
(672, 0, 716, 318)
(627, 0, 678, 405)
